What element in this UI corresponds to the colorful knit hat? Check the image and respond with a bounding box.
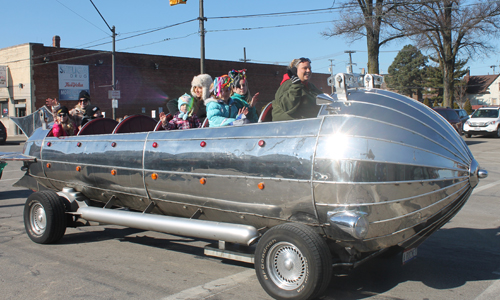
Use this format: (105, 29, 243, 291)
(212, 75, 232, 98)
(228, 69, 246, 88)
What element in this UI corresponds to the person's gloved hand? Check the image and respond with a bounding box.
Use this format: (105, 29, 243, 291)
(290, 75, 301, 84)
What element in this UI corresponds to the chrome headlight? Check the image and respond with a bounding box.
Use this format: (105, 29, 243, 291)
(327, 211, 369, 240)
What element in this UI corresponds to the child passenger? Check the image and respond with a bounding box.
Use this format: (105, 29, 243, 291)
(205, 75, 249, 127)
(161, 93, 201, 130)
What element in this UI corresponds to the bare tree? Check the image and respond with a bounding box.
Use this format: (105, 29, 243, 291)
(322, 0, 406, 74)
(393, 0, 500, 108)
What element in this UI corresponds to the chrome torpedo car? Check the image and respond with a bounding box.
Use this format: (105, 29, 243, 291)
(2, 73, 487, 300)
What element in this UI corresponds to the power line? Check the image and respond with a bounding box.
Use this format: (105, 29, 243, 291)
(55, 0, 109, 36)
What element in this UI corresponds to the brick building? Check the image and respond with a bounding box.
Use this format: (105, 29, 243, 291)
(0, 36, 330, 136)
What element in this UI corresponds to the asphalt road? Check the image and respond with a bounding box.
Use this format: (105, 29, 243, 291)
(0, 137, 499, 300)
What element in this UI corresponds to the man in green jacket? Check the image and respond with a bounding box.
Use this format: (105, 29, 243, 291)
(272, 57, 322, 121)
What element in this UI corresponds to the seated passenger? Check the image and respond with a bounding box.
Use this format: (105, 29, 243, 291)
(205, 75, 249, 127)
(272, 57, 321, 121)
(228, 69, 260, 123)
(160, 94, 201, 130)
(81, 105, 102, 127)
(167, 74, 212, 121)
(52, 106, 78, 137)
(46, 90, 92, 128)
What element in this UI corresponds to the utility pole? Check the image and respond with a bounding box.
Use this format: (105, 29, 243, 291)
(328, 59, 335, 95)
(111, 26, 116, 120)
(90, 0, 117, 120)
(345, 50, 356, 74)
(490, 65, 496, 74)
(199, 0, 206, 74)
(240, 47, 251, 63)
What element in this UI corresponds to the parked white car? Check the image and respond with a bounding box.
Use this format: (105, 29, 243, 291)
(464, 107, 500, 138)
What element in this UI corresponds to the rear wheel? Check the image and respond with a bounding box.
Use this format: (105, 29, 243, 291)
(254, 223, 332, 300)
(24, 191, 67, 244)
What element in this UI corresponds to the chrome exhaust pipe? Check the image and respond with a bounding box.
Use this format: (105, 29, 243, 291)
(77, 206, 260, 246)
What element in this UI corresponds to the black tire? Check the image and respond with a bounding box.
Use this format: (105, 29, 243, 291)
(496, 127, 500, 138)
(24, 191, 67, 244)
(254, 223, 333, 300)
(465, 133, 471, 138)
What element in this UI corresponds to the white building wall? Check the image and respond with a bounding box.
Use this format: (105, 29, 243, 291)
(467, 76, 500, 106)
(0, 43, 33, 137)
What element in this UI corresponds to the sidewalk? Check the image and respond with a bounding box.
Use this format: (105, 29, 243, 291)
(6, 134, 27, 144)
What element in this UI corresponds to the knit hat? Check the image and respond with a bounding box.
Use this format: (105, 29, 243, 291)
(190, 74, 212, 101)
(211, 75, 232, 98)
(85, 105, 100, 117)
(79, 90, 91, 101)
(57, 106, 69, 115)
(177, 93, 193, 120)
(228, 69, 246, 88)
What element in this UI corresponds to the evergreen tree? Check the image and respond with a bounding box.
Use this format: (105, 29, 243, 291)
(423, 98, 431, 108)
(464, 99, 473, 115)
(423, 59, 469, 107)
(386, 45, 428, 98)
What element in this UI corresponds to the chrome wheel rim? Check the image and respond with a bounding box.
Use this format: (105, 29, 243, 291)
(30, 202, 46, 236)
(266, 242, 307, 290)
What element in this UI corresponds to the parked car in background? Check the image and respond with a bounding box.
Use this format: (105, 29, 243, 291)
(0, 121, 6, 144)
(454, 108, 469, 131)
(433, 107, 462, 135)
(464, 107, 500, 138)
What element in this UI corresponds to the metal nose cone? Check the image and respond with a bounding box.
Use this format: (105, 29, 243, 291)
(469, 159, 488, 188)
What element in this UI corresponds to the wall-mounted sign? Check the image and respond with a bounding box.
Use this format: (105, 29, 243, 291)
(108, 90, 120, 99)
(0, 66, 7, 88)
(58, 64, 89, 100)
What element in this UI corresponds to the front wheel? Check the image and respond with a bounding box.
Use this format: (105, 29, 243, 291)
(24, 191, 67, 244)
(254, 223, 332, 300)
(495, 127, 500, 138)
(465, 132, 471, 138)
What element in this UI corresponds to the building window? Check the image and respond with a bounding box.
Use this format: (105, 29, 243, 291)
(1, 101, 8, 117)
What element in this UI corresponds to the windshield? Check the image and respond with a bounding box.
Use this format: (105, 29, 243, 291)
(471, 109, 499, 118)
(436, 110, 458, 121)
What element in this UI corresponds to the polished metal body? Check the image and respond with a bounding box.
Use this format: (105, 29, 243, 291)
(8, 73, 485, 262)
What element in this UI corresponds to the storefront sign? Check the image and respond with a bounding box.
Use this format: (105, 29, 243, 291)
(0, 66, 7, 88)
(58, 64, 89, 100)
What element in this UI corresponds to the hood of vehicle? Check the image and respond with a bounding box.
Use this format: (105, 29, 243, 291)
(468, 117, 499, 122)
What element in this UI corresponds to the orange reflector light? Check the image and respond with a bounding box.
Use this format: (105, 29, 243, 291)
(258, 182, 265, 190)
(200, 178, 207, 185)
(151, 173, 158, 180)
(111, 169, 117, 176)
(76, 166, 81, 172)
(46, 163, 51, 168)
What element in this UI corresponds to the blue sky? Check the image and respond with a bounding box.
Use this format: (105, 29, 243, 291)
(2, 0, 498, 76)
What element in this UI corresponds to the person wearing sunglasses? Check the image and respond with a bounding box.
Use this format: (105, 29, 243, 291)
(272, 57, 322, 121)
(52, 106, 78, 137)
(228, 69, 260, 123)
(45, 90, 91, 128)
